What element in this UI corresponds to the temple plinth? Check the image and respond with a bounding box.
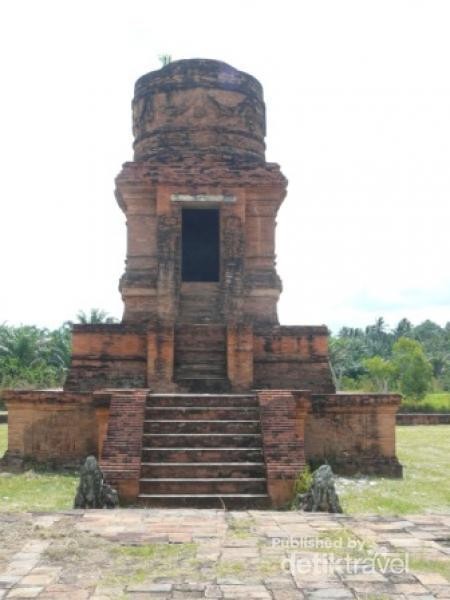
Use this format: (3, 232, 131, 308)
(3, 60, 402, 507)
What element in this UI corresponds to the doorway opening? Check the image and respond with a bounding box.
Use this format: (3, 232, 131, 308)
(181, 208, 220, 282)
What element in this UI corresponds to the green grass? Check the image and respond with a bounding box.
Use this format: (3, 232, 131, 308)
(0, 424, 6, 458)
(400, 392, 450, 413)
(1, 423, 450, 515)
(0, 423, 78, 511)
(338, 425, 450, 515)
(114, 542, 197, 560)
(0, 468, 78, 512)
(409, 555, 450, 581)
(215, 560, 247, 577)
(227, 515, 255, 538)
(107, 543, 200, 585)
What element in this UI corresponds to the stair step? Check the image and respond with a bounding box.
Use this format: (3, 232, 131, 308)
(144, 420, 260, 434)
(174, 324, 226, 377)
(175, 378, 231, 393)
(174, 375, 228, 380)
(178, 318, 221, 324)
(175, 366, 227, 376)
(175, 325, 225, 337)
(141, 448, 264, 462)
(140, 477, 266, 481)
(142, 462, 264, 465)
(145, 407, 259, 420)
(148, 394, 258, 407)
(139, 391, 266, 507)
(136, 494, 271, 509)
(139, 478, 267, 494)
(175, 357, 225, 364)
(140, 462, 266, 478)
(138, 493, 267, 497)
(143, 434, 262, 448)
(175, 349, 225, 356)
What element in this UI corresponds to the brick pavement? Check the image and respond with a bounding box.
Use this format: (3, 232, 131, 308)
(0, 510, 449, 599)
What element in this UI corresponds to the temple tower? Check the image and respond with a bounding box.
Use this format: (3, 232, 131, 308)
(65, 59, 335, 395)
(116, 59, 285, 328)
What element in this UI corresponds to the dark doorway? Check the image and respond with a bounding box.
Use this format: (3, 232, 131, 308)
(182, 208, 220, 282)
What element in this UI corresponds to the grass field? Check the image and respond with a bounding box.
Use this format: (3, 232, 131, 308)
(400, 391, 450, 413)
(1, 423, 450, 514)
(338, 425, 450, 514)
(0, 424, 78, 511)
(0, 423, 6, 458)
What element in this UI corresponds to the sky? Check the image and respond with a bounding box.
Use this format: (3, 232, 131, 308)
(0, 0, 449, 334)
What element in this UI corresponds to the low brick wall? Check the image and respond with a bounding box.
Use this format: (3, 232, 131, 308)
(397, 413, 450, 425)
(2, 390, 96, 465)
(305, 393, 403, 477)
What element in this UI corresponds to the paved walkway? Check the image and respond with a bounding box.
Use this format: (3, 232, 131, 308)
(0, 510, 449, 599)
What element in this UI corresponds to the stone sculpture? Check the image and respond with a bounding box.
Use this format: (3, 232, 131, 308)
(299, 464, 343, 513)
(74, 455, 119, 509)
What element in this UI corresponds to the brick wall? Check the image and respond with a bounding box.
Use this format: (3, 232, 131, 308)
(227, 324, 253, 391)
(253, 327, 335, 393)
(100, 389, 148, 502)
(2, 391, 96, 465)
(65, 325, 147, 391)
(147, 325, 175, 391)
(305, 394, 402, 477)
(257, 390, 310, 507)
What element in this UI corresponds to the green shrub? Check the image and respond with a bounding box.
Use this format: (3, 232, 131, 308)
(294, 464, 313, 495)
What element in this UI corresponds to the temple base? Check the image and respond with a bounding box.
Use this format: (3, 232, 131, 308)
(3, 386, 402, 507)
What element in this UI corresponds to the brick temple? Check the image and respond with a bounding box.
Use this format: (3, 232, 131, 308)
(4, 60, 402, 507)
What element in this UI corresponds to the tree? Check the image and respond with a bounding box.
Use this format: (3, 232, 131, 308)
(365, 317, 393, 358)
(410, 320, 449, 380)
(75, 309, 118, 324)
(338, 326, 364, 339)
(392, 337, 433, 400)
(0, 325, 46, 366)
(362, 356, 396, 393)
(329, 335, 368, 388)
(158, 54, 172, 67)
(0, 324, 66, 389)
(393, 318, 413, 339)
(44, 324, 71, 367)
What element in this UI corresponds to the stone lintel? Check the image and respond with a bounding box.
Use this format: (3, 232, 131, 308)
(171, 193, 236, 203)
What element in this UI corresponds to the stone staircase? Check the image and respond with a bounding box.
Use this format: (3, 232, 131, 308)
(137, 393, 269, 508)
(179, 282, 221, 323)
(174, 324, 230, 392)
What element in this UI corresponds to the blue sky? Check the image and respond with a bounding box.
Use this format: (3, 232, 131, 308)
(0, 0, 449, 334)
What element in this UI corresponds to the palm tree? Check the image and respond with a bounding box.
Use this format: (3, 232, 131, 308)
(0, 325, 65, 389)
(75, 309, 118, 324)
(0, 325, 46, 367)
